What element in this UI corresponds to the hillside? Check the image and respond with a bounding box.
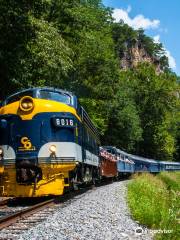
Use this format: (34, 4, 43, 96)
(111, 23, 168, 72)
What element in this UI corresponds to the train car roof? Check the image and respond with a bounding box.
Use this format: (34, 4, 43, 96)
(105, 146, 159, 164)
(129, 154, 159, 163)
(103, 146, 180, 165)
(160, 161, 180, 165)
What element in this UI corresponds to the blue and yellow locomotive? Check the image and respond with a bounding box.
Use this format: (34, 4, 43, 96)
(0, 87, 100, 197)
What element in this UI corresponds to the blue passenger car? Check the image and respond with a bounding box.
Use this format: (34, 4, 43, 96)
(117, 159, 135, 173)
(116, 149, 135, 173)
(130, 155, 160, 173)
(159, 161, 180, 171)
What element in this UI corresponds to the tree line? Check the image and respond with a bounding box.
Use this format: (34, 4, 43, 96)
(0, 0, 179, 161)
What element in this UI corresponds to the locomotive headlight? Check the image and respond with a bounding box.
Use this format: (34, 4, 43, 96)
(49, 145, 56, 153)
(19, 96, 34, 112)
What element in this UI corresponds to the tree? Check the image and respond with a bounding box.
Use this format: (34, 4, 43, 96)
(130, 63, 179, 160)
(0, 0, 72, 98)
(103, 75, 142, 151)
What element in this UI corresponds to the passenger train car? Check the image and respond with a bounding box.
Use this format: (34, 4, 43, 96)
(159, 161, 180, 171)
(103, 146, 180, 175)
(0, 87, 100, 197)
(102, 146, 135, 174)
(99, 147, 117, 178)
(128, 154, 160, 173)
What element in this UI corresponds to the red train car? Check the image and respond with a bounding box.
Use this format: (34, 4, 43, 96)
(99, 148, 117, 178)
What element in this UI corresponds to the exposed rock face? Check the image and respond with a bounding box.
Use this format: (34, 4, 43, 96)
(120, 41, 161, 73)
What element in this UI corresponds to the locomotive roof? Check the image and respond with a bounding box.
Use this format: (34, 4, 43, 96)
(5, 87, 74, 101)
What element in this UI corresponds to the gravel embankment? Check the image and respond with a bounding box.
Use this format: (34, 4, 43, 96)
(4, 181, 154, 240)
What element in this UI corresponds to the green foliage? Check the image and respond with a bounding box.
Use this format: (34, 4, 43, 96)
(0, 0, 32, 97)
(21, 16, 73, 88)
(128, 173, 180, 240)
(128, 174, 169, 227)
(137, 29, 169, 69)
(158, 172, 180, 191)
(0, 0, 72, 97)
(112, 22, 138, 57)
(175, 126, 180, 161)
(103, 71, 142, 151)
(79, 98, 109, 134)
(124, 63, 179, 159)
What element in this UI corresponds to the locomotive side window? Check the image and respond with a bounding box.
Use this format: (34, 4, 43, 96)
(39, 90, 71, 105)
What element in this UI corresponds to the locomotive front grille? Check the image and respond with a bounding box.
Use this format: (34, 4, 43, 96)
(3, 159, 16, 166)
(38, 157, 76, 164)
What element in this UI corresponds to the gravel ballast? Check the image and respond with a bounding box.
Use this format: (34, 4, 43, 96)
(3, 181, 153, 240)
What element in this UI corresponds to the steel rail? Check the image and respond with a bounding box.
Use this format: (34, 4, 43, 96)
(0, 198, 54, 230)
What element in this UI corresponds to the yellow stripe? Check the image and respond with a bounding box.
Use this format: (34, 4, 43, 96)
(0, 98, 81, 121)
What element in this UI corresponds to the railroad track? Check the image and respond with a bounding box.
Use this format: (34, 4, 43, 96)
(0, 198, 55, 230)
(0, 199, 56, 239)
(0, 185, 97, 239)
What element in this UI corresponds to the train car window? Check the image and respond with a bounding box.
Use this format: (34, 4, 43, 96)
(106, 149, 112, 154)
(39, 90, 71, 105)
(111, 149, 116, 154)
(5, 91, 34, 105)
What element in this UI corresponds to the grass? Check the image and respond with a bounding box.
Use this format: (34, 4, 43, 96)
(127, 172, 180, 240)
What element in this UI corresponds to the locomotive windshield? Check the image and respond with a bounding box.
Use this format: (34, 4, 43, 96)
(3, 89, 72, 106)
(38, 90, 71, 105)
